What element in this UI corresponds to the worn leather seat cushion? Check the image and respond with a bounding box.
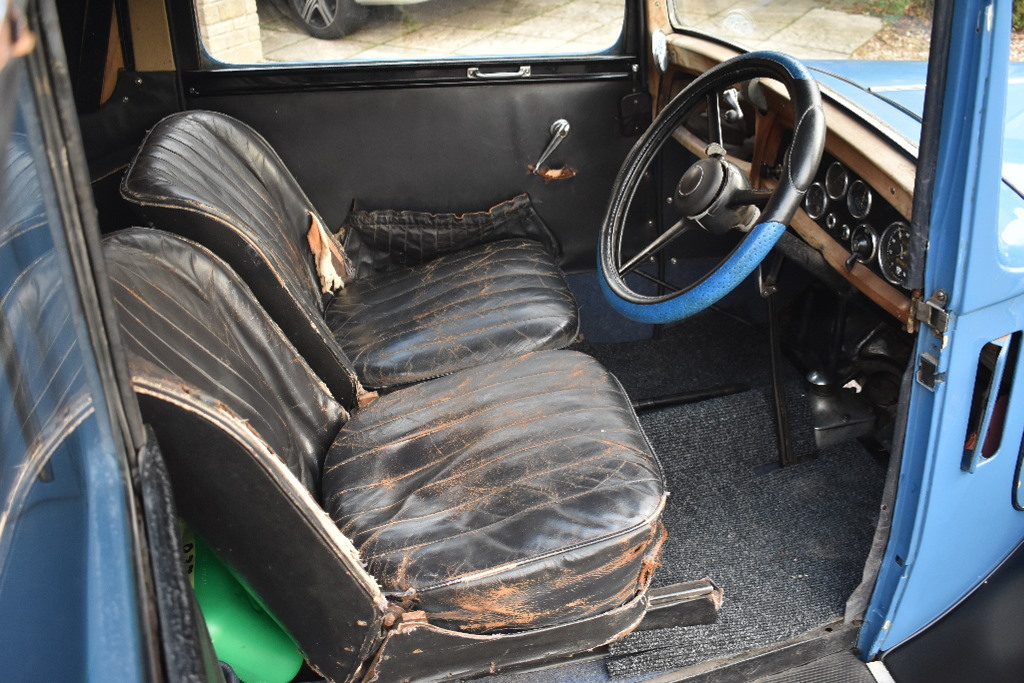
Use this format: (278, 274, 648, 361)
(121, 110, 580, 394)
(323, 350, 666, 634)
(326, 239, 579, 388)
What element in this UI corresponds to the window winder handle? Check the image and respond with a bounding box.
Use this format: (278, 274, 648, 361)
(533, 119, 571, 174)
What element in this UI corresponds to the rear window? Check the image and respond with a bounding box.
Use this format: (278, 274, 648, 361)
(194, 0, 627, 65)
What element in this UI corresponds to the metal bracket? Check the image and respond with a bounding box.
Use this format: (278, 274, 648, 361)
(757, 252, 784, 298)
(913, 290, 950, 390)
(912, 289, 949, 337)
(917, 352, 945, 391)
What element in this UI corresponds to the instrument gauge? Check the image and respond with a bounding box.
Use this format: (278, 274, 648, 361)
(850, 224, 879, 263)
(825, 162, 849, 200)
(878, 221, 911, 286)
(847, 179, 872, 219)
(805, 182, 828, 220)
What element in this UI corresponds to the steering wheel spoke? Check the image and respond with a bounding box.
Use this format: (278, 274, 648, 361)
(599, 51, 825, 324)
(707, 92, 724, 147)
(729, 189, 773, 208)
(633, 269, 682, 293)
(618, 218, 693, 277)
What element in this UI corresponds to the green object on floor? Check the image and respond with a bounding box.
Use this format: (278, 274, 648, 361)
(186, 528, 303, 683)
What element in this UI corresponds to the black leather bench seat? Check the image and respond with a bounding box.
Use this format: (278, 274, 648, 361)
(326, 239, 578, 388)
(324, 349, 666, 633)
(121, 110, 579, 397)
(103, 229, 666, 672)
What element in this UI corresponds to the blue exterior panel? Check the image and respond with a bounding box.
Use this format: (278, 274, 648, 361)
(860, 0, 1024, 655)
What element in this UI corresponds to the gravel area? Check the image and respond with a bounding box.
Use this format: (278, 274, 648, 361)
(835, 4, 1024, 62)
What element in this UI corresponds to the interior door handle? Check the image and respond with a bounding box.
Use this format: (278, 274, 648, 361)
(467, 66, 532, 80)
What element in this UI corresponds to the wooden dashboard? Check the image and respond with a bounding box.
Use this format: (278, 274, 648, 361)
(663, 33, 920, 331)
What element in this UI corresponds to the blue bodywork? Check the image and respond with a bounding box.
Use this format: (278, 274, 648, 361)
(808, 1, 1024, 658)
(0, 65, 146, 680)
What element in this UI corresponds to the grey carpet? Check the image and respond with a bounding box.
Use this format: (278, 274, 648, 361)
(572, 308, 774, 401)
(604, 387, 886, 678)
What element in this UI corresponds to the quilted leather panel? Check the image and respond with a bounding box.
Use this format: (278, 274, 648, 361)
(342, 193, 561, 279)
(104, 228, 344, 493)
(325, 239, 579, 389)
(323, 350, 666, 633)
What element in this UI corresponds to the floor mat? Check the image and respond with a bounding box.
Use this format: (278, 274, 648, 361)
(604, 387, 886, 678)
(573, 308, 774, 401)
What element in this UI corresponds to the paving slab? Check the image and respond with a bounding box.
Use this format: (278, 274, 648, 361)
(772, 8, 883, 55)
(251, 0, 886, 64)
(264, 35, 373, 61)
(504, 14, 607, 40)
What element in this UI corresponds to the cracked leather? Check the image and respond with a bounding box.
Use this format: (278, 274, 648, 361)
(105, 228, 344, 494)
(104, 229, 386, 681)
(121, 110, 579, 395)
(326, 238, 579, 389)
(343, 193, 561, 279)
(324, 350, 667, 634)
(104, 228, 666, 659)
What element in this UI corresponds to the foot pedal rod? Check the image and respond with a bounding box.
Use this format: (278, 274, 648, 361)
(632, 383, 749, 412)
(759, 255, 795, 466)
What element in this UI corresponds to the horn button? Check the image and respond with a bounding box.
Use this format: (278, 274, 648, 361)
(675, 152, 757, 235)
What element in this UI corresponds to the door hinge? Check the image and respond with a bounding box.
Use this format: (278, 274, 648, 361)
(912, 289, 949, 338)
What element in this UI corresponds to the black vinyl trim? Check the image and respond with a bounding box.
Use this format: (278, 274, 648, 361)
(181, 56, 639, 97)
(906, 0, 953, 290)
(114, 0, 136, 73)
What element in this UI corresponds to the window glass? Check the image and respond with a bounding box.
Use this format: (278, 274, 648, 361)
(195, 0, 626, 64)
(671, 0, 933, 61)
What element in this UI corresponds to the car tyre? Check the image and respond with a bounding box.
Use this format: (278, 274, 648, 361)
(288, 0, 369, 39)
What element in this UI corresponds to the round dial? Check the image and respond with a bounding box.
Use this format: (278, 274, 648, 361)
(825, 212, 837, 232)
(825, 162, 849, 200)
(805, 182, 828, 220)
(850, 224, 879, 263)
(846, 179, 873, 219)
(878, 221, 911, 286)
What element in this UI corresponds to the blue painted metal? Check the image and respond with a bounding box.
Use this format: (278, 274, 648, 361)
(859, 0, 1024, 656)
(805, 62, 925, 144)
(598, 221, 785, 323)
(0, 69, 146, 679)
(808, 60, 1024, 200)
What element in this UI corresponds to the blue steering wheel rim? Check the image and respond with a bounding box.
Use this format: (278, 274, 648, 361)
(598, 221, 786, 325)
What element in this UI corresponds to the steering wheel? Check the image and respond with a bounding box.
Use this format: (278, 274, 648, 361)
(599, 52, 825, 324)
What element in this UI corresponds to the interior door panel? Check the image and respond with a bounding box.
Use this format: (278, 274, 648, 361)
(188, 77, 643, 272)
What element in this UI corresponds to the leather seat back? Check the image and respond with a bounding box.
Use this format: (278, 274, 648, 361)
(104, 228, 386, 681)
(121, 111, 361, 406)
